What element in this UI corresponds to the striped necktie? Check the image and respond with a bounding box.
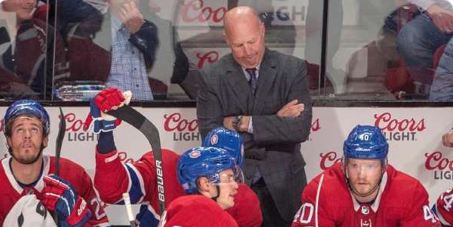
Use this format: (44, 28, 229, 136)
(246, 68, 258, 95)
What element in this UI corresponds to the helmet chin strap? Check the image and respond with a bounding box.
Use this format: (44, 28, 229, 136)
(212, 185, 221, 201)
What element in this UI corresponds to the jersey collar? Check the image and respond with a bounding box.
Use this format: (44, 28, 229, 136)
(351, 171, 388, 213)
(2, 155, 51, 194)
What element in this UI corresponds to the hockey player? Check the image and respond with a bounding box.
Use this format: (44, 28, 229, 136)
(203, 127, 262, 227)
(89, 88, 261, 227)
(0, 99, 110, 227)
(203, 127, 244, 166)
(291, 125, 441, 227)
(432, 128, 453, 226)
(160, 146, 240, 227)
(433, 188, 453, 226)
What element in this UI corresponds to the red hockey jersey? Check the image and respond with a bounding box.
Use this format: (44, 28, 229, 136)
(435, 187, 453, 226)
(291, 163, 440, 227)
(94, 149, 261, 227)
(94, 149, 185, 221)
(0, 155, 109, 227)
(161, 195, 239, 227)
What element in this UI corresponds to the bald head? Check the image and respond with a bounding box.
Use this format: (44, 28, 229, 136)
(223, 6, 265, 68)
(224, 6, 261, 36)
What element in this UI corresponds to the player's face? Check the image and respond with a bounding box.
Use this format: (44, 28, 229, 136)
(7, 116, 48, 164)
(224, 17, 265, 69)
(346, 159, 383, 197)
(215, 169, 239, 210)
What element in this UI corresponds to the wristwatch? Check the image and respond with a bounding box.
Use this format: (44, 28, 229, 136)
(232, 116, 242, 131)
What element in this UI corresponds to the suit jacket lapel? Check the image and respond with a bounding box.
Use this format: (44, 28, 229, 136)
(253, 49, 277, 114)
(224, 55, 253, 114)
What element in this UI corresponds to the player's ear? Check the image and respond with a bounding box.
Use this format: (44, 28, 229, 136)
(6, 137, 12, 149)
(380, 159, 387, 174)
(197, 177, 211, 192)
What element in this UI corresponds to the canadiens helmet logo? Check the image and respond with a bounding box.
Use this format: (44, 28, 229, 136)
(361, 206, 369, 215)
(189, 150, 201, 158)
(211, 135, 218, 145)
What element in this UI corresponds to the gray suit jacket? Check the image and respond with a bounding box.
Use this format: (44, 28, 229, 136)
(197, 48, 313, 221)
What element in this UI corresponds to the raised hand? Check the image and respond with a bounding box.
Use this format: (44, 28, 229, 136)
(117, 1, 144, 34)
(94, 88, 127, 112)
(84, 88, 132, 133)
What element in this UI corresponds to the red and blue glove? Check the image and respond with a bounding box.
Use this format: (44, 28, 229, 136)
(84, 88, 130, 133)
(41, 175, 91, 227)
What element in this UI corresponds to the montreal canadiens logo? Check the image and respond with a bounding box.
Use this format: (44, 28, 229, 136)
(211, 135, 219, 145)
(189, 150, 201, 159)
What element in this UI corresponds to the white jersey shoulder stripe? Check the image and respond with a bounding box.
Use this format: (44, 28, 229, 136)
(1, 156, 51, 194)
(35, 155, 51, 192)
(1, 157, 22, 194)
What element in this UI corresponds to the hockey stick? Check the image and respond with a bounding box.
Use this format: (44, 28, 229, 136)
(53, 107, 66, 226)
(107, 105, 166, 215)
(55, 107, 66, 176)
(123, 193, 137, 227)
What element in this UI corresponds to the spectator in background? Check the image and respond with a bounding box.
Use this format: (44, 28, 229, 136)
(0, 0, 50, 99)
(102, 0, 159, 101)
(57, 0, 159, 101)
(429, 37, 453, 101)
(197, 6, 312, 227)
(59, 0, 190, 100)
(0, 0, 109, 100)
(396, 0, 453, 91)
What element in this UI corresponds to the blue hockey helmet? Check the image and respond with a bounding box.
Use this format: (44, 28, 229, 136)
(177, 146, 240, 194)
(202, 127, 244, 166)
(4, 100, 50, 136)
(343, 125, 388, 160)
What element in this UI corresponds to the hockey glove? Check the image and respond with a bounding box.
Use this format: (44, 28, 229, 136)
(41, 175, 91, 227)
(84, 88, 132, 133)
